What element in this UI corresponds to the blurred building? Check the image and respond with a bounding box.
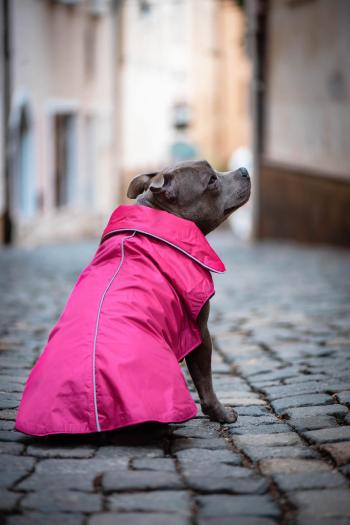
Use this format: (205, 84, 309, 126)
(119, 0, 251, 197)
(249, 0, 350, 245)
(1, 0, 121, 244)
(1, 0, 253, 245)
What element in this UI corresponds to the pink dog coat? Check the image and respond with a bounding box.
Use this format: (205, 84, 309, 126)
(15, 205, 225, 436)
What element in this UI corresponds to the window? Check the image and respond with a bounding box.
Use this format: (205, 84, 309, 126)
(53, 114, 77, 207)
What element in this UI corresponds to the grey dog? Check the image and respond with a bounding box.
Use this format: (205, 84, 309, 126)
(127, 160, 251, 424)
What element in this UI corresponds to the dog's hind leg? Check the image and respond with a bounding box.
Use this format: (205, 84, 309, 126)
(185, 301, 237, 424)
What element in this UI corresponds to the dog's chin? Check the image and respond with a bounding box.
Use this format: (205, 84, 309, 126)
(224, 192, 250, 216)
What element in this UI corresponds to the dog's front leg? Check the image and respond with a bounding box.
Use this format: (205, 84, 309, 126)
(185, 301, 237, 423)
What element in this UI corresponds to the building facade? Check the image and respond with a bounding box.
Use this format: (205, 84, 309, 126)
(1, 0, 121, 244)
(1, 0, 252, 244)
(119, 0, 251, 197)
(249, 0, 350, 245)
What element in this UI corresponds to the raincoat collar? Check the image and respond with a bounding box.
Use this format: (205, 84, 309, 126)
(101, 204, 226, 273)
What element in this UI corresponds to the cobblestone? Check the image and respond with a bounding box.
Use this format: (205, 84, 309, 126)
(21, 490, 102, 513)
(0, 490, 19, 512)
(1, 235, 350, 523)
(26, 444, 96, 458)
(288, 489, 350, 519)
(304, 427, 350, 444)
(6, 512, 85, 525)
(89, 514, 189, 525)
(258, 458, 332, 475)
(17, 472, 94, 492)
(271, 393, 334, 414)
(0, 454, 35, 488)
(181, 463, 252, 478)
(103, 470, 183, 492)
(196, 494, 280, 518)
(171, 437, 229, 451)
(175, 447, 241, 465)
(108, 490, 191, 513)
(287, 415, 338, 432)
(185, 475, 269, 494)
(321, 442, 350, 466)
(228, 423, 291, 435)
(272, 471, 348, 491)
(233, 432, 303, 447)
(197, 519, 278, 525)
(336, 391, 350, 406)
(0, 442, 24, 455)
(282, 404, 349, 419)
(242, 446, 319, 462)
(232, 415, 278, 426)
(132, 457, 177, 471)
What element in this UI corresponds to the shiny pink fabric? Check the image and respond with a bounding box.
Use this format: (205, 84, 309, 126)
(15, 205, 225, 436)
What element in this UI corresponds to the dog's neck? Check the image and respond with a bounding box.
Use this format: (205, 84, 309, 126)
(135, 197, 210, 235)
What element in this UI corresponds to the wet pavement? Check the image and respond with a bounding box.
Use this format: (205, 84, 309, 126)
(0, 233, 350, 525)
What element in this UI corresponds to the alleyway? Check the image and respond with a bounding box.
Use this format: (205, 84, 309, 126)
(1, 233, 350, 525)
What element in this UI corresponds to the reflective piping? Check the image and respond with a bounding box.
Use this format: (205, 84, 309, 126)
(102, 228, 224, 274)
(92, 231, 136, 432)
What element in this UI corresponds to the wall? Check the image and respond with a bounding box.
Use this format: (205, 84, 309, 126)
(6, 0, 120, 243)
(257, 0, 350, 245)
(260, 161, 350, 245)
(265, 0, 350, 181)
(192, 0, 251, 169)
(0, 5, 4, 227)
(120, 0, 251, 199)
(120, 0, 193, 176)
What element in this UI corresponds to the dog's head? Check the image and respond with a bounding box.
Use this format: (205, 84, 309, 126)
(127, 160, 251, 234)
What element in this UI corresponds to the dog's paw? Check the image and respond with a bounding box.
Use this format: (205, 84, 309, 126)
(201, 401, 238, 424)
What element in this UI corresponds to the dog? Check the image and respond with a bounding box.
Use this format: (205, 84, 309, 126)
(15, 160, 250, 436)
(127, 160, 251, 424)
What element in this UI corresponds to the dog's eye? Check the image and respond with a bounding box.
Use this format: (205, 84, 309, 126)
(208, 175, 217, 187)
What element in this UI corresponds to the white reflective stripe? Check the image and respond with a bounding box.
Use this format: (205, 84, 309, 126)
(102, 228, 224, 274)
(92, 231, 136, 432)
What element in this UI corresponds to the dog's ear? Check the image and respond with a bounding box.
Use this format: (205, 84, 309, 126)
(149, 173, 176, 201)
(127, 172, 158, 199)
(127, 172, 176, 201)
(149, 173, 165, 193)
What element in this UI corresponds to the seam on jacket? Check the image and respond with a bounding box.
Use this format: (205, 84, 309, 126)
(101, 229, 224, 274)
(92, 231, 136, 432)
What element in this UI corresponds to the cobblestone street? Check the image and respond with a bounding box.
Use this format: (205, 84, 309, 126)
(1, 233, 350, 525)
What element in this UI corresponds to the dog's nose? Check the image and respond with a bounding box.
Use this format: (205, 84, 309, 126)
(239, 167, 250, 178)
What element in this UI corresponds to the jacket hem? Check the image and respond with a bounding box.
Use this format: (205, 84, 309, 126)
(13, 405, 198, 437)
